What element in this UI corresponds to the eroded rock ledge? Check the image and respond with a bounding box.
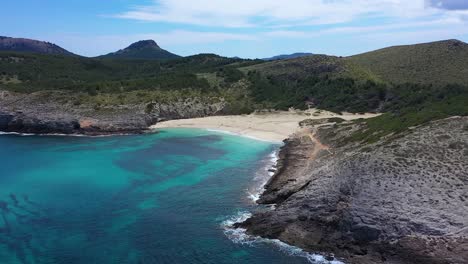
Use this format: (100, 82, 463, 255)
(0, 90, 227, 135)
(239, 117, 468, 264)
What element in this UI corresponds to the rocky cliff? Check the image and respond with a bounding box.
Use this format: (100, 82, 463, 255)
(239, 117, 468, 264)
(0, 90, 227, 135)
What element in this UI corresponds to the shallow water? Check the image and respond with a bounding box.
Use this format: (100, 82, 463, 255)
(0, 128, 318, 264)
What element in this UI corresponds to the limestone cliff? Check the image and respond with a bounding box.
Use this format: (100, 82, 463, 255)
(240, 117, 468, 264)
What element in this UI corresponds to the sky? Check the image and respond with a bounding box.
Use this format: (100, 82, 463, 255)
(1, 0, 468, 58)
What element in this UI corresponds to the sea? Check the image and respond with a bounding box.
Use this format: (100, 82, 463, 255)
(0, 128, 341, 264)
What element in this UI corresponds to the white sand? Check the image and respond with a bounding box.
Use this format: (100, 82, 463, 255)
(151, 109, 380, 143)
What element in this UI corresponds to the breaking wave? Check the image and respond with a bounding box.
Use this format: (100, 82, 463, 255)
(221, 212, 345, 264)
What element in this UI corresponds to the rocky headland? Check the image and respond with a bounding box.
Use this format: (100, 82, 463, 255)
(0, 90, 227, 135)
(238, 117, 468, 264)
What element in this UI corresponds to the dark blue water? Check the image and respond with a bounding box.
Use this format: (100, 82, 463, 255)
(0, 129, 320, 264)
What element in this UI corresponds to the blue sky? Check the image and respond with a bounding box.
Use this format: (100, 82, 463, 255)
(1, 0, 468, 58)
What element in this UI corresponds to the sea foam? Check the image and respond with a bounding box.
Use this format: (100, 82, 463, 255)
(221, 212, 345, 264)
(0, 131, 129, 137)
(247, 150, 279, 203)
(222, 150, 345, 264)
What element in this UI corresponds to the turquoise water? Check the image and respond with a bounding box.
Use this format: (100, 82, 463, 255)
(0, 129, 312, 264)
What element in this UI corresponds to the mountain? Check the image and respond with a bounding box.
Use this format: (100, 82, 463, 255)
(262, 52, 313, 61)
(0, 36, 74, 56)
(347, 39, 468, 85)
(99, 40, 180, 60)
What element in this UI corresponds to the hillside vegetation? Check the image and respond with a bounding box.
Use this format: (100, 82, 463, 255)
(1, 39, 468, 138)
(0, 52, 257, 92)
(241, 55, 380, 81)
(348, 39, 468, 85)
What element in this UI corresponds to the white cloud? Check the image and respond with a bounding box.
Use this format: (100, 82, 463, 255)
(115, 0, 461, 28)
(263, 16, 466, 39)
(114, 0, 467, 28)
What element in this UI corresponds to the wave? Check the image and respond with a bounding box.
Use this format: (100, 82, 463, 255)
(206, 128, 238, 136)
(221, 211, 345, 264)
(247, 150, 279, 203)
(222, 151, 345, 263)
(0, 131, 36, 136)
(0, 131, 132, 137)
(205, 128, 281, 143)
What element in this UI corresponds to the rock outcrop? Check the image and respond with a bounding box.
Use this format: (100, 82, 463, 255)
(0, 90, 227, 135)
(239, 117, 468, 264)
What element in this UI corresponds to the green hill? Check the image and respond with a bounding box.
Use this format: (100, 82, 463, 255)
(1, 39, 467, 122)
(242, 54, 383, 84)
(0, 51, 260, 93)
(243, 39, 468, 86)
(347, 39, 468, 85)
(98, 40, 180, 60)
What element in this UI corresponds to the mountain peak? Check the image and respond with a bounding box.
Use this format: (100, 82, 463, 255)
(127, 40, 160, 50)
(99, 39, 180, 60)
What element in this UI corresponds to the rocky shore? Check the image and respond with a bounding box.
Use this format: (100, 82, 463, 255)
(0, 90, 227, 135)
(238, 117, 468, 264)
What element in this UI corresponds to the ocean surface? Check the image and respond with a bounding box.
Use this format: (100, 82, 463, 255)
(0, 129, 336, 264)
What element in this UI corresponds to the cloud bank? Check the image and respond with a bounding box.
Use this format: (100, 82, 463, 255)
(116, 0, 467, 27)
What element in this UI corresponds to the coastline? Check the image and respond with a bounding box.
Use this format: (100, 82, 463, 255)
(222, 146, 346, 264)
(238, 116, 468, 264)
(151, 109, 380, 143)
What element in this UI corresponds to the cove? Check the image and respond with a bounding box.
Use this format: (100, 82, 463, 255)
(0, 129, 313, 264)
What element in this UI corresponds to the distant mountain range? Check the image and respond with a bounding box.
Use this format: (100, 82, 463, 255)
(1, 36, 468, 85)
(0, 37, 313, 61)
(0, 37, 180, 60)
(98, 40, 180, 60)
(0, 36, 75, 56)
(262, 52, 313, 61)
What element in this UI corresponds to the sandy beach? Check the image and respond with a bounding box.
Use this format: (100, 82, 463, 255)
(151, 109, 380, 143)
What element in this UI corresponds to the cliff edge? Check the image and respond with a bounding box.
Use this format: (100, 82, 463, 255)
(239, 117, 468, 264)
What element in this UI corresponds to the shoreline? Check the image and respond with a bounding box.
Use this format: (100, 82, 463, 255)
(151, 109, 380, 143)
(0, 130, 141, 137)
(222, 148, 345, 264)
(238, 116, 468, 264)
